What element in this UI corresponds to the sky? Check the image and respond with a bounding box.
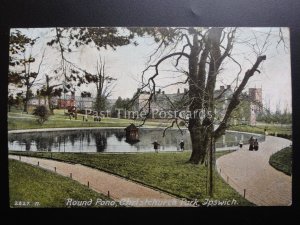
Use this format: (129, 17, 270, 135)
(9, 27, 292, 113)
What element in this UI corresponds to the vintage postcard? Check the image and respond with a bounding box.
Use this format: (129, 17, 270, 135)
(8, 27, 292, 207)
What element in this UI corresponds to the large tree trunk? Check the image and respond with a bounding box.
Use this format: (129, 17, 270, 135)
(188, 118, 210, 164)
(23, 86, 30, 113)
(187, 28, 223, 164)
(95, 91, 102, 111)
(189, 131, 209, 164)
(23, 100, 28, 113)
(48, 95, 54, 114)
(46, 75, 54, 114)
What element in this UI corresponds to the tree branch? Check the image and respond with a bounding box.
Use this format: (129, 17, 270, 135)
(214, 55, 266, 138)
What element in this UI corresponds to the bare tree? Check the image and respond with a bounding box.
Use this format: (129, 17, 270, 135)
(129, 27, 279, 164)
(39, 74, 64, 114)
(9, 43, 45, 113)
(89, 58, 117, 111)
(46, 27, 135, 97)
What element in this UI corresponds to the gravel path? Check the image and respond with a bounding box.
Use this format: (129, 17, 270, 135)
(216, 135, 292, 206)
(9, 155, 193, 207)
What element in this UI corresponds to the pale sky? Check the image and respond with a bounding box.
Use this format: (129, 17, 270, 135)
(9, 27, 291, 113)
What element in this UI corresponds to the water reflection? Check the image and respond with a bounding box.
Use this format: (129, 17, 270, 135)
(8, 129, 264, 153)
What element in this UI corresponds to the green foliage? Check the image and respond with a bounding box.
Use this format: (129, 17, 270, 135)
(81, 91, 91, 98)
(39, 87, 63, 98)
(269, 147, 292, 176)
(111, 97, 134, 117)
(230, 124, 292, 136)
(114, 97, 132, 109)
(32, 105, 50, 125)
(8, 94, 16, 108)
(8, 93, 26, 110)
(9, 159, 114, 208)
(9, 30, 39, 86)
(269, 133, 292, 140)
(231, 99, 251, 122)
(9, 30, 37, 66)
(47, 27, 135, 52)
(9, 30, 43, 113)
(257, 110, 292, 124)
(94, 95, 108, 111)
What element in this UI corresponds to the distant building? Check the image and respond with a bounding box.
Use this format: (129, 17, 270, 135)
(249, 88, 263, 111)
(214, 85, 234, 119)
(28, 97, 48, 106)
(28, 96, 59, 108)
(136, 88, 188, 113)
(30, 92, 116, 111)
(248, 88, 263, 125)
(134, 85, 263, 125)
(57, 92, 76, 109)
(61, 95, 116, 111)
(75, 96, 94, 110)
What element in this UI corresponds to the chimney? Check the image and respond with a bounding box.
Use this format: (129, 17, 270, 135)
(177, 88, 180, 94)
(158, 89, 161, 94)
(220, 86, 225, 91)
(184, 88, 188, 94)
(227, 85, 231, 90)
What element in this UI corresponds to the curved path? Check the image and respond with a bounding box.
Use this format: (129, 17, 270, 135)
(216, 135, 292, 206)
(9, 155, 192, 207)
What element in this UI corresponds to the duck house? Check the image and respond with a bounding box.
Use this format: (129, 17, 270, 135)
(124, 123, 139, 143)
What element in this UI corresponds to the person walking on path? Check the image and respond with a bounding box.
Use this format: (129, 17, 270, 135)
(152, 140, 160, 153)
(239, 140, 243, 149)
(254, 139, 259, 151)
(179, 140, 184, 151)
(264, 128, 268, 136)
(249, 136, 254, 151)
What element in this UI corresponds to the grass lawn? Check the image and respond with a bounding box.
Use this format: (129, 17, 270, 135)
(269, 147, 292, 176)
(10, 151, 254, 206)
(229, 124, 292, 137)
(9, 159, 117, 208)
(9, 109, 291, 136)
(8, 109, 170, 130)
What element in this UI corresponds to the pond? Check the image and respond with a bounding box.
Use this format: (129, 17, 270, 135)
(8, 128, 265, 153)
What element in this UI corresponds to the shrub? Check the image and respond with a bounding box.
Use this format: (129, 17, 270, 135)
(269, 133, 292, 140)
(32, 105, 50, 125)
(269, 147, 292, 175)
(178, 120, 185, 126)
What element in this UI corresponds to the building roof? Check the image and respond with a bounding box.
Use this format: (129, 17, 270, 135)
(75, 96, 95, 101)
(214, 87, 233, 99)
(125, 123, 138, 131)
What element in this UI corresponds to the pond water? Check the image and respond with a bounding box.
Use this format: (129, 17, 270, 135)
(8, 128, 265, 153)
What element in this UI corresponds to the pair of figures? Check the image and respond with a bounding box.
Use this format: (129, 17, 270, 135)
(249, 136, 259, 151)
(152, 140, 184, 152)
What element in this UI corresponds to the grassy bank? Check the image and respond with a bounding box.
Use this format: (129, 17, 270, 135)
(230, 124, 292, 137)
(10, 151, 254, 206)
(269, 147, 292, 176)
(9, 159, 117, 208)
